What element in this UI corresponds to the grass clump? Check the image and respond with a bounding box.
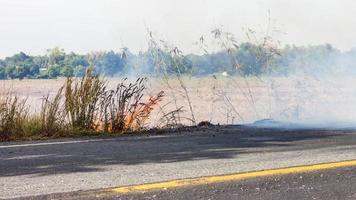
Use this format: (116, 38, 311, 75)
(0, 95, 28, 141)
(98, 78, 164, 133)
(0, 89, 66, 141)
(0, 68, 165, 141)
(38, 86, 66, 136)
(65, 68, 106, 131)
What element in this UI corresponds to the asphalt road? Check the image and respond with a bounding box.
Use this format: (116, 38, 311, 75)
(2, 125, 356, 199)
(102, 166, 356, 200)
(37, 165, 356, 200)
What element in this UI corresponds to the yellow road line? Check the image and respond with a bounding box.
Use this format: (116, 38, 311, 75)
(111, 159, 356, 193)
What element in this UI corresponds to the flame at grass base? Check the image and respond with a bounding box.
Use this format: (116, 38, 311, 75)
(95, 91, 164, 133)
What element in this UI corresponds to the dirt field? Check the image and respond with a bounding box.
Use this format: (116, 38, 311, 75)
(1, 75, 356, 127)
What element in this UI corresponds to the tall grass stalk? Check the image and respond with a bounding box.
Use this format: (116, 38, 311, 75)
(39, 87, 66, 136)
(0, 95, 28, 141)
(64, 68, 106, 130)
(98, 78, 164, 132)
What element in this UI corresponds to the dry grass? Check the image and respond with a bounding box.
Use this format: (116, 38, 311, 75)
(1, 73, 353, 142)
(0, 94, 28, 141)
(64, 68, 106, 130)
(0, 69, 166, 141)
(97, 78, 164, 133)
(38, 86, 66, 136)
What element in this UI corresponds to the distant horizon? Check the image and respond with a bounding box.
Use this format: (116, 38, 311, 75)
(0, 42, 354, 59)
(1, 0, 356, 58)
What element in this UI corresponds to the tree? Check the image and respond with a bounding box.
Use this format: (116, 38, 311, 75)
(47, 64, 61, 78)
(33, 56, 48, 69)
(88, 51, 125, 76)
(63, 53, 89, 68)
(60, 66, 74, 77)
(4, 52, 30, 64)
(2, 52, 40, 79)
(47, 47, 66, 66)
(15, 65, 29, 80)
(4, 65, 28, 79)
(0, 67, 5, 79)
(73, 65, 86, 77)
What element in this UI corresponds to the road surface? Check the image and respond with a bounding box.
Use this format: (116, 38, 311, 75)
(1, 125, 356, 199)
(30, 165, 356, 200)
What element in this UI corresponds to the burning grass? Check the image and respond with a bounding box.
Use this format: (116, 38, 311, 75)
(96, 78, 164, 133)
(0, 69, 165, 141)
(2, 68, 349, 142)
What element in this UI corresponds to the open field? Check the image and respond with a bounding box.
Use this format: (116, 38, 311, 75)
(1, 75, 356, 127)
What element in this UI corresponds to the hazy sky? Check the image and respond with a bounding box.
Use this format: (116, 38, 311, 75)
(0, 0, 355, 57)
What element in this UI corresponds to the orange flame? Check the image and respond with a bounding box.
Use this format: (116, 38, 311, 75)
(95, 91, 164, 133)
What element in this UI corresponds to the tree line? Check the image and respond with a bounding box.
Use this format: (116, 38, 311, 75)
(0, 43, 355, 80)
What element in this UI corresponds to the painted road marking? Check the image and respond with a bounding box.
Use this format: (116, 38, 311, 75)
(111, 159, 356, 193)
(0, 135, 171, 149)
(0, 138, 116, 149)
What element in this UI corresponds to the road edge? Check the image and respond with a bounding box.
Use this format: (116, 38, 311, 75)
(111, 159, 356, 193)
